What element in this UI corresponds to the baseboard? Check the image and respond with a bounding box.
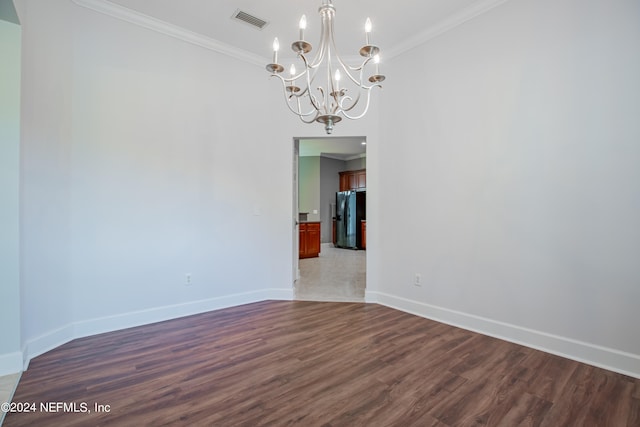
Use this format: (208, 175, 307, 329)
(266, 287, 295, 301)
(364, 290, 379, 304)
(22, 324, 75, 371)
(368, 291, 640, 379)
(0, 351, 24, 376)
(72, 288, 293, 339)
(22, 288, 294, 371)
(23, 289, 636, 380)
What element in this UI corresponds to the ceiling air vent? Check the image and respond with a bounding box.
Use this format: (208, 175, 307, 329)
(232, 9, 268, 30)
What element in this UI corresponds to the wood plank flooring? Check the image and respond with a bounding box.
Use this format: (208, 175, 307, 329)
(5, 301, 640, 426)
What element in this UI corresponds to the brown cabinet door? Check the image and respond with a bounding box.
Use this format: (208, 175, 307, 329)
(339, 173, 349, 192)
(339, 170, 366, 192)
(299, 223, 306, 257)
(332, 220, 336, 245)
(357, 171, 366, 190)
(299, 222, 321, 258)
(306, 223, 320, 256)
(348, 173, 357, 190)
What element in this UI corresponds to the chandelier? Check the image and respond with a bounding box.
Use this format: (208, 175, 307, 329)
(266, 0, 385, 134)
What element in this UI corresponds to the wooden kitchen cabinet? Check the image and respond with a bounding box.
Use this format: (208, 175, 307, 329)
(356, 170, 366, 189)
(299, 222, 321, 259)
(332, 219, 336, 245)
(339, 169, 366, 192)
(361, 220, 366, 250)
(339, 173, 350, 192)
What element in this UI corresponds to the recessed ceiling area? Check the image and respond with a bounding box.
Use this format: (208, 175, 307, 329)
(299, 136, 366, 160)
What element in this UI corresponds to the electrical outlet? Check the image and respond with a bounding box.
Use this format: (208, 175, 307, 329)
(185, 273, 192, 286)
(414, 273, 422, 287)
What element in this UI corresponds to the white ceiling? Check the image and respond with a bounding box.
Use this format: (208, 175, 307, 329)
(0, 0, 20, 24)
(96, 0, 506, 158)
(107, 0, 488, 60)
(298, 136, 366, 160)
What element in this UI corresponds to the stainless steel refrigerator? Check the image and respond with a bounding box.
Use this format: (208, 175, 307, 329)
(335, 190, 365, 249)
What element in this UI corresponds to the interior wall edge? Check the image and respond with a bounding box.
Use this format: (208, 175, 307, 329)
(10, 287, 637, 379)
(368, 291, 640, 380)
(18, 288, 293, 373)
(0, 352, 23, 377)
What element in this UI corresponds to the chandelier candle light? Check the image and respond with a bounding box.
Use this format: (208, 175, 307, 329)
(266, 0, 385, 134)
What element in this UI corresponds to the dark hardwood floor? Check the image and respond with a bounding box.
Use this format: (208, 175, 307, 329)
(5, 301, 639, 426)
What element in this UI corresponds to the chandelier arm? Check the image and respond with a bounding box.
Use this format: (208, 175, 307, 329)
(339, 92, 360, 113)
(337, 56, 373, 87)
(340, 60, 368, 73)
(308, 45, 326, 70)
(326, 10, 373, 87)
(295, 53, 326, 114)
(288, 64, 319, 82)
(360, 81, 384, 90)
(270, 72, 288, 87)
(309, 88, 326, 114)
(290, 100, 321, 119)
(325, 11, 375, 118)
(298, 93, 320, 116)
(280, 80, 305, 117)
(302, 59, 322, 93)
(316, 86, 329, 114)
(294, 54, 317, 90)
(327, 59, 335, 114)
(341, 84, 382, 120)
(293, 89, 321, 123)
(290, 89, 322, 119)
(298, 112, 321, 124)
(332, 62, 364, 114)
(272, 74, 319, 118)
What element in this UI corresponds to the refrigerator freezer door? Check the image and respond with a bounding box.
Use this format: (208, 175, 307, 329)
(336, 191, 357, 248)
(336, 191, 346, 247)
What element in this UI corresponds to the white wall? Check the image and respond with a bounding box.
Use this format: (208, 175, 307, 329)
(18, 0, 77, 368)
(298, 156, 321, 221)
(16, 0, 295, 365)
(0, 18, 22, 375)
(345, 157, 366, 171)
(374, 0, 640, 376)
(12, 0, 383, 371)
(16, 0, 638, 381)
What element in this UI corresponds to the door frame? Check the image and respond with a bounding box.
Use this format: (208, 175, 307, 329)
(292, 136, 367, 293)
(292, 138, 300, 284)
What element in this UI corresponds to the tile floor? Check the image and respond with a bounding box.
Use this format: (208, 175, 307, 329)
(294, 243, 366, 302)
(0, 372, 20, 425)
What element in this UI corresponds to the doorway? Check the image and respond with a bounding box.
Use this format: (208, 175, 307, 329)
(293, 136, 367, 302)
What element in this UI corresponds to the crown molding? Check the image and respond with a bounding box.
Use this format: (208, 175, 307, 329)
(71, 0, 268, 67)
(385, 0, 512, 59)
(72, 0, 512, 67)
(315, 153, 366, 162)
(344, 153, 366, 161)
